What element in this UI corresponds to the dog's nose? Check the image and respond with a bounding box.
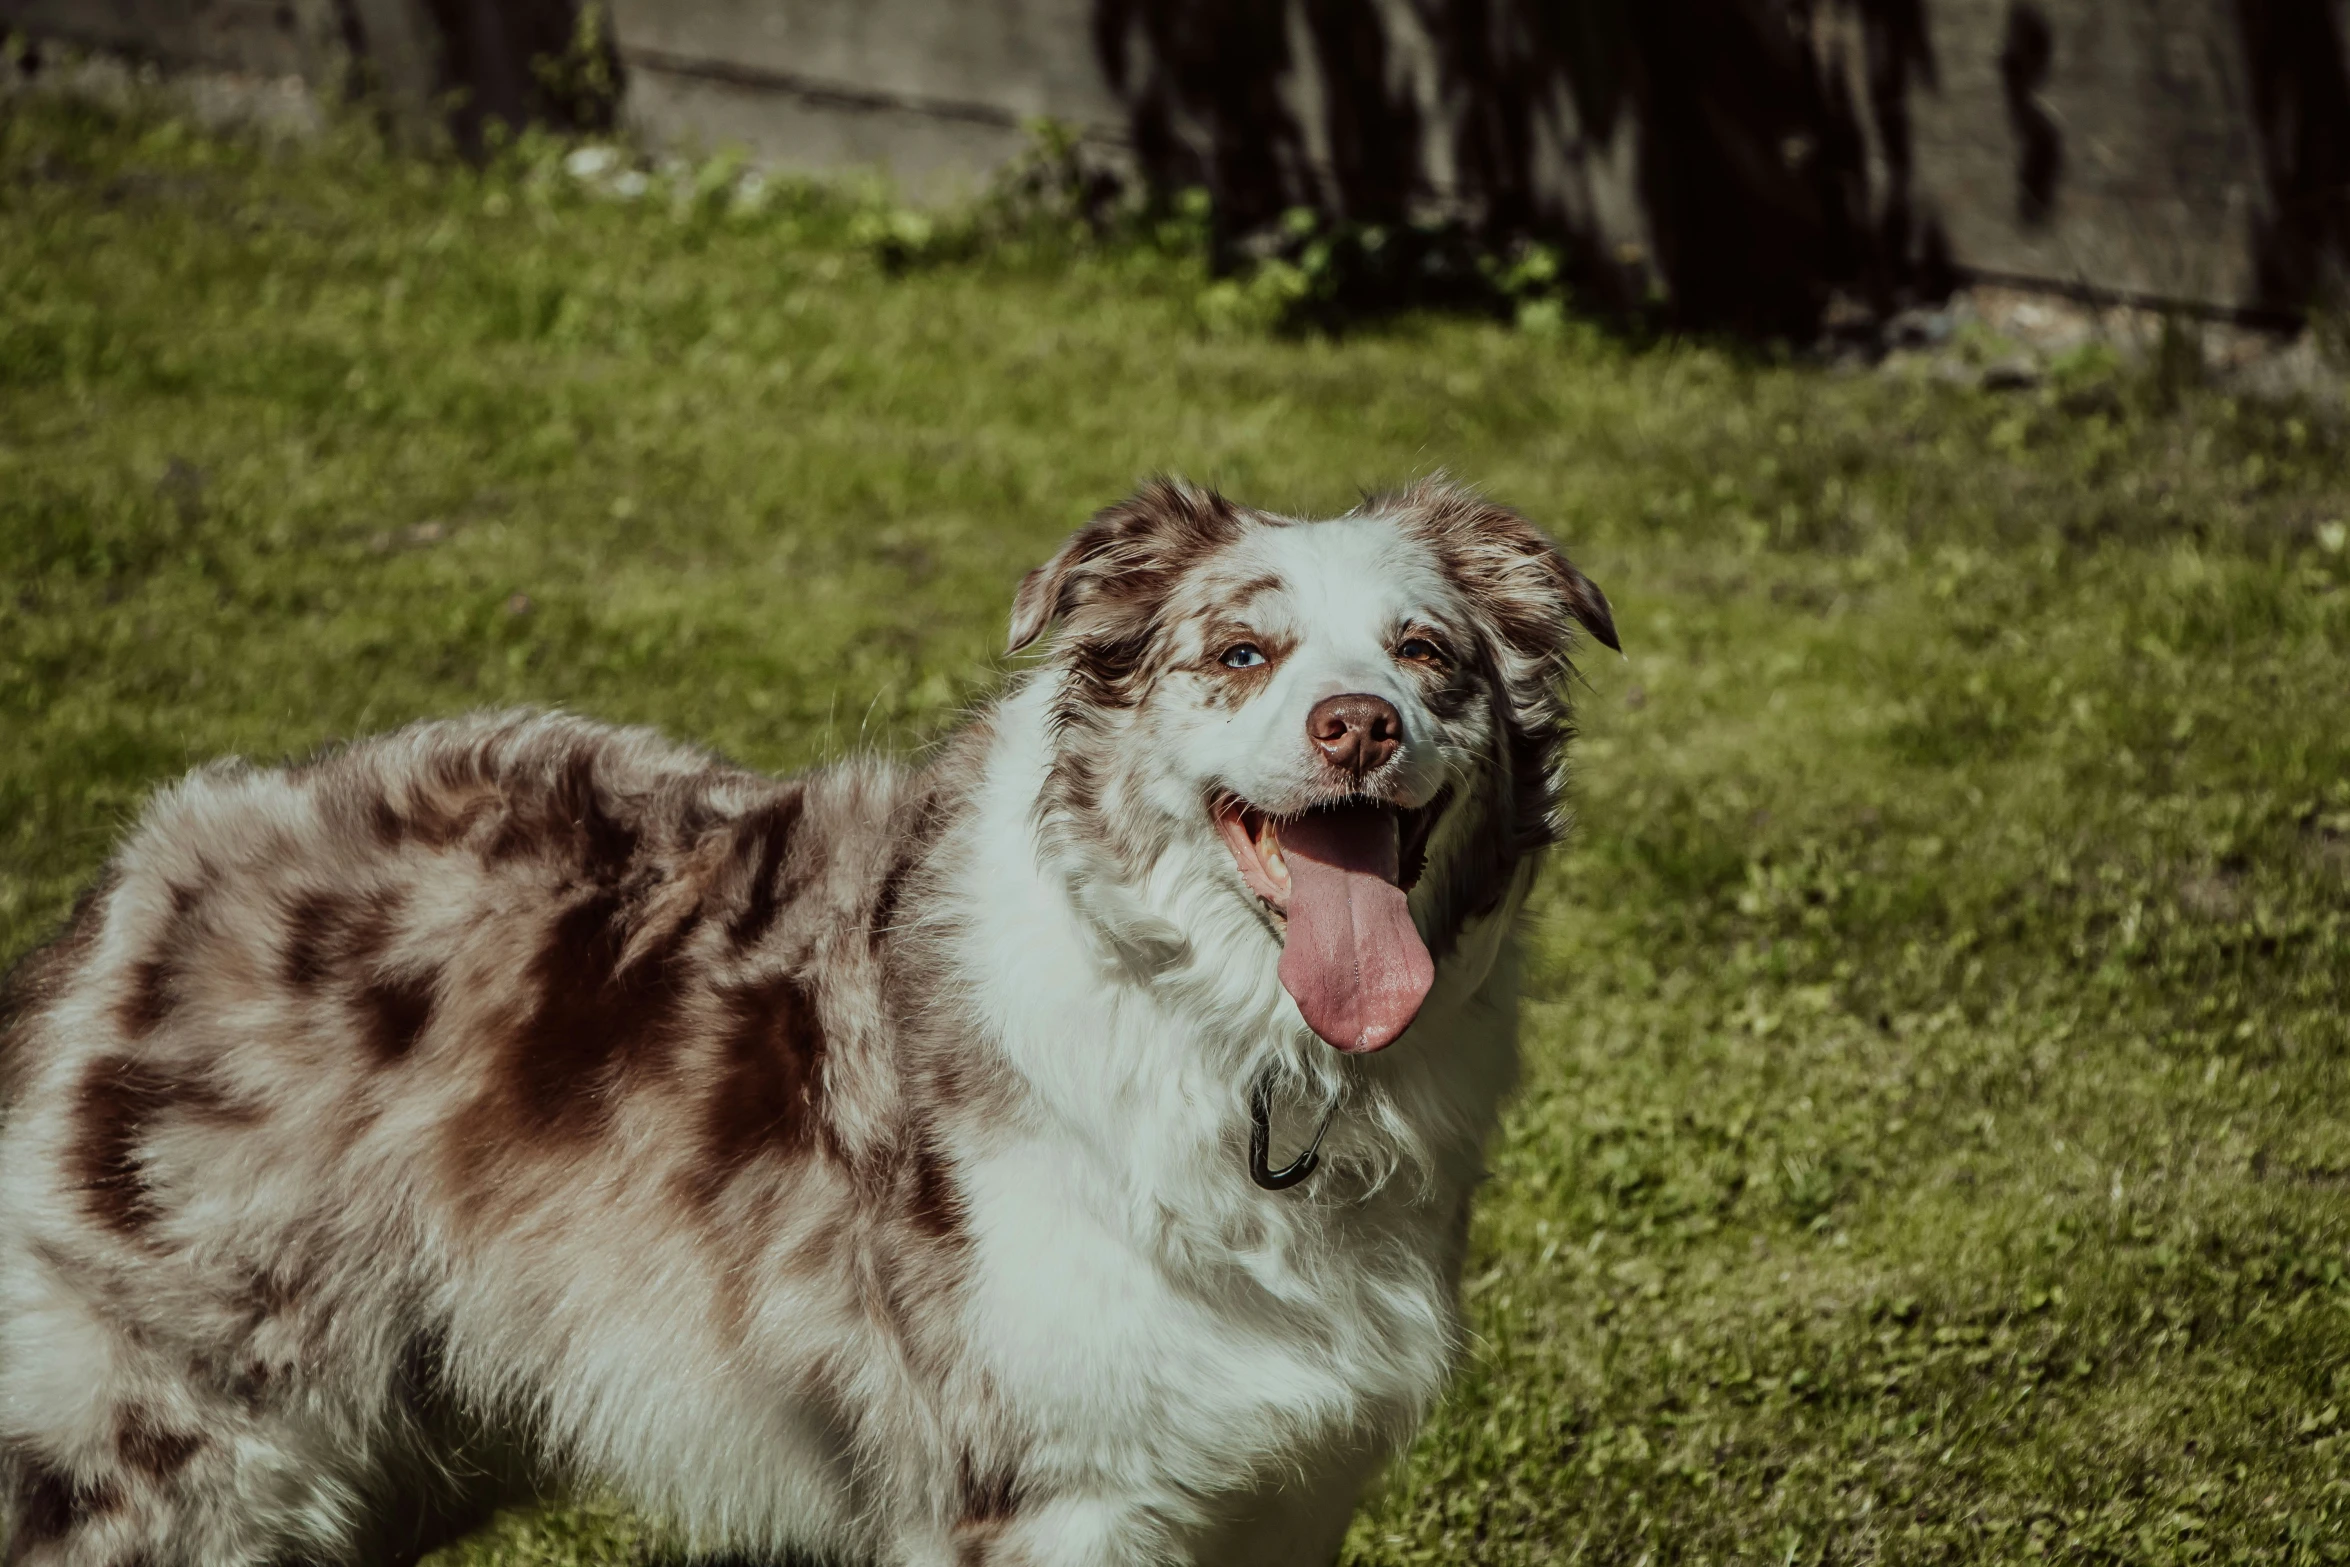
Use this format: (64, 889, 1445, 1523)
(1307, 694, 1404, 776)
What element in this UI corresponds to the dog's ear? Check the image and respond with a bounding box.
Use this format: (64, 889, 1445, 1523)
(1382, 479, 1618, 660)
(1005, 536, 1094, 655)
(1553, 553, 1620, 653)
(1006, 479, 1245, 655)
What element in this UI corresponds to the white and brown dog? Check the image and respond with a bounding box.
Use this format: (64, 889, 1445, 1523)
(0, 478, 1615, 1567)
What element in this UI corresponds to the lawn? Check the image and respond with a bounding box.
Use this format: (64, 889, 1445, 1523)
(4, 89, 2349, 1565)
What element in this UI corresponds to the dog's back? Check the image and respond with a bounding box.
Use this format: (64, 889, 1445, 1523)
(0, 711, 976, 1566)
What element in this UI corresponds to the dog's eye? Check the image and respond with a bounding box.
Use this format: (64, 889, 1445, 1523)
(1219, 643, 1268, 669)
(1397, 637, 1447, 665)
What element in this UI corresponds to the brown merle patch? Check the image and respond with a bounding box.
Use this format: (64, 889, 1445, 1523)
(6, 1447, 122, 1545)
(957, 1449, 1022, 1525)
(905, 1136, 965, 1242)
(356, 970, 437, 1064)
(951, 1449, 1026, 1565)
(278, 889, 431, 1064)
(485, 748, 643, 884)
(114, 876, 205, 1041)
(869, 791, 948, 952)
(489, 887, 697, 1142)
(279, 890, 349, 990)
(279, 888, 406, 990)
(113, 1407, 202, 1479)
(1058, 625, 1166, 712)
(117, 956, 176, 1041)
(1219, 570, 1287, 605)
(868, 851, 921, 953)
(723, 789, 808, 951)
(1496, 677, 1564, 857)
(73, 1056, 179, 1236)
(683, 970, 832, 1206)
(368, 748, 500, 851)
(72, 1055, 260, 1237)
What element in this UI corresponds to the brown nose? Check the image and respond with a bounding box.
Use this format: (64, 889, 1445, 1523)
(1307, 694, 1404, 776)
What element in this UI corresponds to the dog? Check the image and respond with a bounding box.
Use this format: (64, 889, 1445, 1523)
(0, 477, 1615, 1567)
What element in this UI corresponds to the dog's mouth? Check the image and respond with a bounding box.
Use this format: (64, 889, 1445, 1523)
(1212, 793, 1447, 1054)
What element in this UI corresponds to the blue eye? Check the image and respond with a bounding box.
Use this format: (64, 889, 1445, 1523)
(1219, 643, 1268, 669)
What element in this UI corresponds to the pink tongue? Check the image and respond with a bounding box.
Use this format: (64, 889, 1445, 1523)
(1276, 806, 1436, 1053)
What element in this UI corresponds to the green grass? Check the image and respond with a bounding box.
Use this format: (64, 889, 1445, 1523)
(5, 93, 2350, 1565)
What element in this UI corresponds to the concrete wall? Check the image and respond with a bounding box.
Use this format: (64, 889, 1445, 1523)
(2, 0, 347, 80)
(0, 0, 579, 147)
(611, 0, 1123, 200)
(1831, 0, 2283, 313)
(5, 0, 2342, 327)
(593, 0, 2348, 326)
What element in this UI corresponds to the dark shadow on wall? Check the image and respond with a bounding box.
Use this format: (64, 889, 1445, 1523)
(2236, 0, 2350, 309)
(1997, 1, 2062, 226)
(404, 0, 623, 152)
(1094, 0, 1955, 335)
(1837, 0, 1958, 313)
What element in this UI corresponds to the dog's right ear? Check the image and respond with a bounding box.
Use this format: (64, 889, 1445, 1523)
(1005, 533, 1096, 655)
(1006, 479, 1244, 655)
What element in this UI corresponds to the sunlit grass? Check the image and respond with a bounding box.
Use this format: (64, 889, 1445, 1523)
(4, 93, 2348, 1565)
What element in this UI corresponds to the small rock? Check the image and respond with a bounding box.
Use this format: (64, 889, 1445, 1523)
(1885, 305, 1955, 348)
(564, 145, 619, 181)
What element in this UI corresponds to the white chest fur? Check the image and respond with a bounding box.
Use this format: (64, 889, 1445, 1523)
(935, 682, 1522, 1545)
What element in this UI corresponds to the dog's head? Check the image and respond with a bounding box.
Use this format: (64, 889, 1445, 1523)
(1008, 477, 1616, 1052)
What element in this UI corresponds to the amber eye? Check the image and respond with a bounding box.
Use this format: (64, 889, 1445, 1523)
(1219, 643, 1268, 669)
(1397, 636, 1447, 665)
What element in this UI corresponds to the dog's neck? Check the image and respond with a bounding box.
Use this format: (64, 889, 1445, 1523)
(924, 673, 1521, 1212)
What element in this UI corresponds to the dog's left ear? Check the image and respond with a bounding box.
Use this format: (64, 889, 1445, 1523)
(1552, 552, 1620, 654)
(1493, 533, 1619, 663)
(1387, 480, 1619, 659)
(1007, 479, 1244, 655)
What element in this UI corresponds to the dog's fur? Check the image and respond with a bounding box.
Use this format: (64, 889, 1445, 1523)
(0, 479, 1613, 1567)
